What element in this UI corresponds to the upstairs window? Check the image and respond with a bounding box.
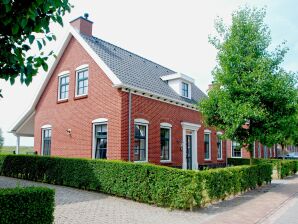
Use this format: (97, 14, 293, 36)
(58, 74, 69, 100)
(76, 68, 89, 96)
(182, 82, 189, 98)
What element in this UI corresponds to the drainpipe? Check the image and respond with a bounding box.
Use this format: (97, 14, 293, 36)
(128, 90, 132, 161)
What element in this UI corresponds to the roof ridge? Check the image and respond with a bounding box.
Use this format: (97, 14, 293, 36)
(82, 34, 176, 75)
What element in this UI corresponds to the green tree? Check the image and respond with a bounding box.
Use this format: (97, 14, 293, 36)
(199, 7, 298, 163)
(0, 128, 4, 148)
(0, 0, 72, 97)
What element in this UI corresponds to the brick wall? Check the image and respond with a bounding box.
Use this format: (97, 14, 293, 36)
(34, 36, 226, 167)
(34, 37, 123, 159)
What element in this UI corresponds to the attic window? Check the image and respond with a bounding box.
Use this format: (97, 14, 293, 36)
(182, 82, 189, 98)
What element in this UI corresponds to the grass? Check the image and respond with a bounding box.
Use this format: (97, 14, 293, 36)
(0, 146, 34, 155)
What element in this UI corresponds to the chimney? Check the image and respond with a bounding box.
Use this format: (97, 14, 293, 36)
(206, 81, 215, 92)
(70, 13, 93, 36)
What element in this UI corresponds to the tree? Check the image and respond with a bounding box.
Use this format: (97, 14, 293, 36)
(0, 128, 4, 148)
(199, 7, 298, 163)
(0, 0, 72, 97)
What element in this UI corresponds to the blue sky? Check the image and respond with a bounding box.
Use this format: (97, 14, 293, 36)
(0, 0, 297, 146)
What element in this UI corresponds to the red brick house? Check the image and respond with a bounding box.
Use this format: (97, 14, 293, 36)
(10, 16, 230, 169)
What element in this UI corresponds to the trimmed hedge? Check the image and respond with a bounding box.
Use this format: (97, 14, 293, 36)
(0, 155, 272, 209)
(228, 158, 298, 179)
(0, 186, 55, 224)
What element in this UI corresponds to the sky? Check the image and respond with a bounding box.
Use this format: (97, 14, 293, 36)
(0, 0, 297, 146)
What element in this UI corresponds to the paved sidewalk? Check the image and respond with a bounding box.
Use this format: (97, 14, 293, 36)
(1, 175, 298, 224)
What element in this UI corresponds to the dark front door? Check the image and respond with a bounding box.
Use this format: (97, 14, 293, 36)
(94, 124, 107, 159)
(186, 134, 192, 170)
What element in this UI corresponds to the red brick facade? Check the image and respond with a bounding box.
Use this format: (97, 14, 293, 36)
(34, 36, 227, 168)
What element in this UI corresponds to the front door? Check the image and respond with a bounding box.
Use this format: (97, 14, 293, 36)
(186, 134, 192, 170)
(94, 124, 107, 159)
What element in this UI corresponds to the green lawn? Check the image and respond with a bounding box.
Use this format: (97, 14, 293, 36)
(0, 146, 34, 155)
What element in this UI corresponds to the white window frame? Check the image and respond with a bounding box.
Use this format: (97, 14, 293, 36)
(216, 132, 223, 160)
(75, 64, 89, 97)
(58, 73, 70, 101)
(134, 119, 149, 163)
(41, 124, 52, 156)
(92, 118, 108, 159)
(204, 130, 211, 161)
(160, 122, 172, 163)
(231, 141, 242, 158)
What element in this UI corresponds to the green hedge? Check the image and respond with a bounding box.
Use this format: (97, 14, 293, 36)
(0, 186, 55, 224)
(0, 155, 272, 209)
(228, 158, 298, 179)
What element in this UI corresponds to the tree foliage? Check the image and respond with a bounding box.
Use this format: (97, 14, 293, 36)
(199, 7, 298, 156)
(0, 0, 72, 95)
(0, 128, 4, 148)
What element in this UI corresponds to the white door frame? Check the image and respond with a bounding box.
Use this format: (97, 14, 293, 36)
(181, 122, 201, 170)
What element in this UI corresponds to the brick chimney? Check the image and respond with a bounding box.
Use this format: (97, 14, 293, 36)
(70, 13, 93, 36)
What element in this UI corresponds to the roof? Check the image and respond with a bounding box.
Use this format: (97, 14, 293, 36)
(80, 34, 207, 105)
(10, 26, 206, 135)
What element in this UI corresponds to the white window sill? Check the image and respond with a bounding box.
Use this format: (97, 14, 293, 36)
(204, 159, 211, 161)
(134, 160, 148, 163)
(160, 160, 172, 163)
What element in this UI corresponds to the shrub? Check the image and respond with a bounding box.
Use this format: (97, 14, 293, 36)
(0, 186, 55, 224)
(0, 155, 272, 209)
(280, 160, 297, 179)
(228, 158, 298, 179)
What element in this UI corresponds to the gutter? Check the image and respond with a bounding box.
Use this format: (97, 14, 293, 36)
(128, 89, 132, 161)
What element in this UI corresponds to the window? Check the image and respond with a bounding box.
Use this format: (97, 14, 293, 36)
(94, 123, 107, 159)
(160, 127, 171, 161)
(264, 146, 268, 158)
(76, 68, 89, 96)
(42, 128, 51, 156)
(217, 135, 222, 159)
(232, 141, 241, 158)
(134, 123, 148, 162)
(204, 133, 211, 160)
(182, 82, 189, 98)
(58, 74, 69, 100)
(258, 143, 261, 158)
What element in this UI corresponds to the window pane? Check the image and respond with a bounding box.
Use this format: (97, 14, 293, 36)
(160, 128, 170, 161)
(134, 124, 147, 161)
(204, 133, 210, 159)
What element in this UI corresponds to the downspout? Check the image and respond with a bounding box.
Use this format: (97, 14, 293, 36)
(128, 89, 132, 161)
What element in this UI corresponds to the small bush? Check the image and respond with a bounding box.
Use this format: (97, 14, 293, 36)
(0, 155, 271, 209)
(228, 157, 298, 179)
(0, 186, 55, 224)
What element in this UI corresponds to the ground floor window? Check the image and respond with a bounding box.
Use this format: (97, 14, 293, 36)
(231, 141, 241, 158)
(204, 132, 211, 160)
(134, 123, 148, 161)
(42, 128, 51, 156)
(94, 123, 107, 159)
(160, 127, 171, 161)
(217, 135, 222, 159)
(258, 143, 261, 158)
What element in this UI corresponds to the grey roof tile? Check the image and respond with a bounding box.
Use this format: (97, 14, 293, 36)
(80, 34, 207, 105)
